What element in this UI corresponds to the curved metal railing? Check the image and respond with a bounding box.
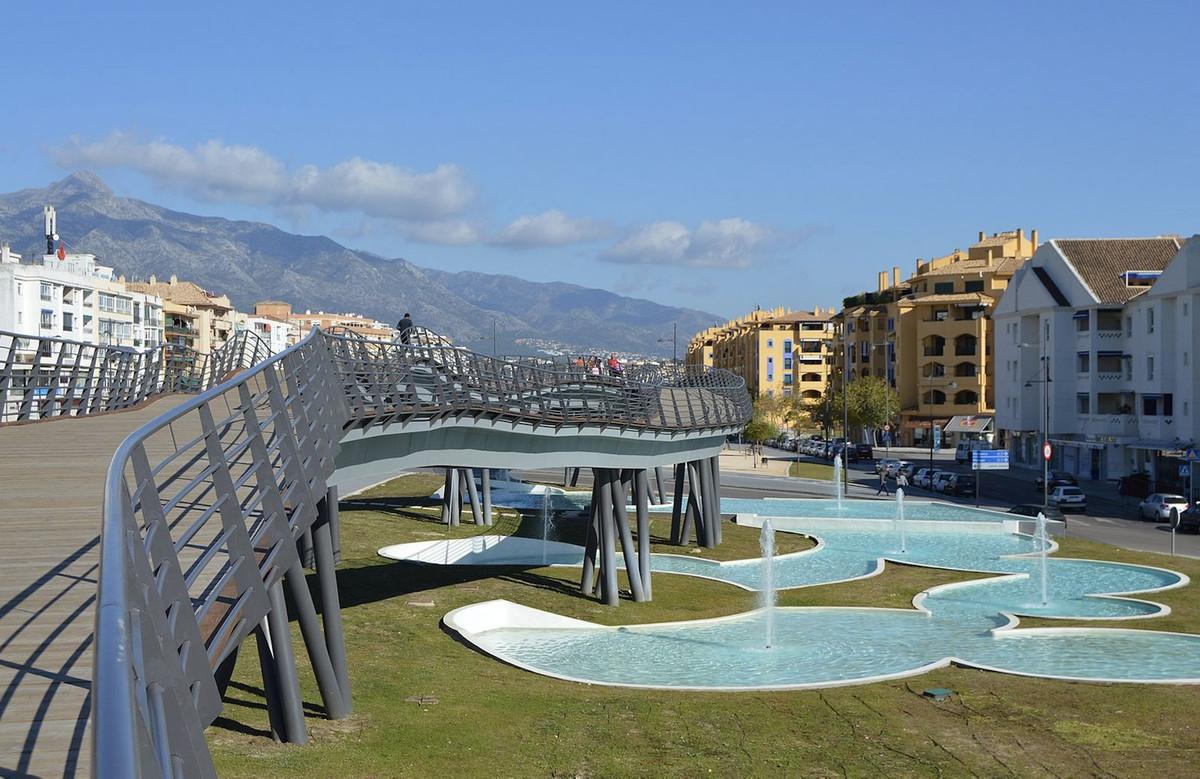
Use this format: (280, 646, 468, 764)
(0, 329, 272, 423)
(94, 327, 749, 777)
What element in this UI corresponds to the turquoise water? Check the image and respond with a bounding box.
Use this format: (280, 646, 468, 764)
(459, 518, 1200, 688)
(721, 497, 1008, 522)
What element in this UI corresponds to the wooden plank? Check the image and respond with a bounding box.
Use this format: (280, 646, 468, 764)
(0, 395, 193, 778)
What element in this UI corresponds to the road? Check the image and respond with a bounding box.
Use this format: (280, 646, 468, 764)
(514, 449, 1200, 560)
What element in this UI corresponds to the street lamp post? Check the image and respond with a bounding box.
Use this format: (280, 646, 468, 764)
(658, 322, 679, 366)
(1019, 342, 1052, 508)
(872, 337, 895, 458)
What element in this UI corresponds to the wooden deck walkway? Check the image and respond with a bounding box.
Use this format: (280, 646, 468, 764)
(0, 397, 191, 778)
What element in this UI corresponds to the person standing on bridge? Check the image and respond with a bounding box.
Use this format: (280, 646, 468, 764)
(397, 312, 413, 344)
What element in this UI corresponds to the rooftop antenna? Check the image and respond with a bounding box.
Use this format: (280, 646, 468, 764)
(44, 205, 58, 255)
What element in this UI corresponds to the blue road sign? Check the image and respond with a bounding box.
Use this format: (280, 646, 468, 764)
(1186, 448, 1200, 463)
(972, 449, 1010, 471)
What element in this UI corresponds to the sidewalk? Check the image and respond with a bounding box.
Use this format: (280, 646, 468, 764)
(720, 447, 793, 477)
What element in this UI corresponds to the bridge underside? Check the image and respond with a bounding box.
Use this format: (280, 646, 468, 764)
(331, 418, 736, 496)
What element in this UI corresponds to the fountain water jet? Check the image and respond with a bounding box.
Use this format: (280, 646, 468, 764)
(895, 487, 907, 554)
(1037, 511, 1049, 606)
(759, 518, 777, 649)
(541, 490, 552, 565)
(833, 454, 843, 512)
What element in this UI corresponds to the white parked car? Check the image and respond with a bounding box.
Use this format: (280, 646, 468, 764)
(930, 471, 954, 493)
(886, 460, 912, 479)
(1138, 493, 1189, 522)
(1048, 485, 1087, 513)
(913, 468, 933, 489)
(876, 457, 900, 475)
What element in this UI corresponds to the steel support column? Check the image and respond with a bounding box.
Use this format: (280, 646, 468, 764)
(481, 468, 493, 526)
(463, 469, 484, 525)
(265, 582, 307, 744)
(610, 470, 645, 602)
(313, 487, 350, 706)
(670, 462, 686, 544)
(634, 468, 652, 600)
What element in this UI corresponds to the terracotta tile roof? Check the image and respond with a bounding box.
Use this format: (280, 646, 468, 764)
(901, 292, 994, 305)
(919, 256, 1026, 277)
(127, 279, 232, 309)
(770, 310, 833, 323)
(1053, 237, 1183, 304)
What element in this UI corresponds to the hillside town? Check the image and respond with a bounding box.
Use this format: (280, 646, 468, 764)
(0, 206, 397, 357)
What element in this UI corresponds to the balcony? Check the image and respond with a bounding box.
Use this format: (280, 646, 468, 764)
(1082, 414, 1138, 437)
(166, 323, 200, 337)
(1095, 328, 1123, 340)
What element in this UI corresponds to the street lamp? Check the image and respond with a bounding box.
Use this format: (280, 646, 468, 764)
(1020, 342, 1052, 508)
(872, 336, 895, 458)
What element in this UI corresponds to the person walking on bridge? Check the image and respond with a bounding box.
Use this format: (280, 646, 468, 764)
(397, 312, 413, 344)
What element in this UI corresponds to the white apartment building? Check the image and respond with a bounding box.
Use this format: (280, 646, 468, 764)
(0, 241, 164, 350)
(234, 312, 297, 354)
(994, 235, 1193, 490)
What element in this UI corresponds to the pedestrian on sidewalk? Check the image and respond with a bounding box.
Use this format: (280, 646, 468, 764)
(897, 470, 909, 491)
(876, 470, 891, 496)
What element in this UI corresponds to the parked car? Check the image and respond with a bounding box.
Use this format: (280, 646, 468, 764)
(944, 473, 977, 496)
(913, 468, 934, 489)
(1048, 485, 1087, 512)
(1137, 493, 1190, 522)
(853, 443, 874, 460)
(897, 462, 917, 480)
(930, 471, 954, 493)
(1171, 505, 1200, 532)
(1035, 470, 1078, 492)
(886, 460, 912, 479)
(1007, 504, 1066, 522)
(876, 457, 900, 475)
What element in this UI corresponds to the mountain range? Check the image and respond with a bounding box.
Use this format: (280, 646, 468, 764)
(0, 173, 721, 355)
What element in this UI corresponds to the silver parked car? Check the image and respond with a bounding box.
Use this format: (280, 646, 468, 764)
(1138, 493, 1189, 522)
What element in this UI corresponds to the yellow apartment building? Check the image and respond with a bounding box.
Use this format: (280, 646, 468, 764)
(126, 275, 236, 354)
(687, 306, 836, 401)
(834, 229, 1037, 446)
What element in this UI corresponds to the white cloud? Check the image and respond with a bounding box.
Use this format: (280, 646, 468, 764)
(51, 131, 475, 222)
(404, 219, 483, 246)
(490, 209, 612, 248)
(601, 218, 774, 268)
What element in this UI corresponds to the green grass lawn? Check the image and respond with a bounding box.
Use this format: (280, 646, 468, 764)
(209, 474, 1200, 777)
(787, 460, 835, 480)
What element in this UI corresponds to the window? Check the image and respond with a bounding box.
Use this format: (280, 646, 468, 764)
(1185, 303, 1190, 317)
(766, 356, 774, 382)
(39, 309, 53, 329)
(1148, 307, 1155, 334)
(63, 311, 73, 331)
(1126, 315, 1132, 336)
(783, 374, 794, 385)
(1186, 401, 1190, 416)
(934, 282, 954, 294)
(1143, 396, 1159, 416)
(767, 338, 774, 349)
(783, 357, 793, 370)
(1147, 355, 1154, 381)
(1076, 394, 1090, 414)
(98, 293, 132, 315)
(1075, 312, 1090, 332)
(1077, 353, 1090, 373)
(886, 318, 894, 332)
(1164, 394, 1174, 416)
(964, 280, 984, 293)
(1186, 352, 1190, 367)
(40, 282, 53, 301)
(783, 339, 792, 353)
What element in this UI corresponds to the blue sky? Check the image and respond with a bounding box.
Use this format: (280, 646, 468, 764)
(2, 1, 1197, 319)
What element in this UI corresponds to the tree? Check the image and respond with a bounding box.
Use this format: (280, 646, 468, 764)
(846, 376, 900, 441)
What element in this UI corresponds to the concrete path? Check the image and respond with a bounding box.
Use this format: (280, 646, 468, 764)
(0, 397, 190, 779)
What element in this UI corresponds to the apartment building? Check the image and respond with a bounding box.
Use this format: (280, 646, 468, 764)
(254, 301, 398, 342)
(235, 311, 298, 354)
(125, 275, 236, 354)
(834, 229, 1036, 446)
(686, 306, 836, 400)
(994, 235, 1192, 489)
(0, 239, 163, 350)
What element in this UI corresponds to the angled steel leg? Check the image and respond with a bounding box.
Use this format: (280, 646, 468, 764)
(463, 469, 484, 525)
(699, 457, 718, 548)
(254, 623, 286, 742)
(314, 487, 350, 708)
(581, 476, 600, 595)
(283, 559, 349, 719)
(597, 469, 619, 606)
(670, 462, 685, 544)
(710, 455, 723, 545)
(265, 583, 307, 744)
(635, 469, 652, 600)
(655, 466, 667, 505)
(610, 471, 645, 601)
(482, 468, 493, 526)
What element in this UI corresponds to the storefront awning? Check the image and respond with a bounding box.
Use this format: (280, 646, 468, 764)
(1127, 439, 1192, 453)
(943, 415, 994, 434)
(1049, 438, 1107, 450)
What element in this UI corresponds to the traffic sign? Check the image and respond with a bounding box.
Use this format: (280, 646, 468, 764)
(1180, 464, 1191, 478)
(1043, 442, 1053, 462)
(1186, 448, 1200, 463)
(972, 450, 1009, 471)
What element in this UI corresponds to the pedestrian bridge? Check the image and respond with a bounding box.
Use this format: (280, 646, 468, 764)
(0, 327, 750, 777)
